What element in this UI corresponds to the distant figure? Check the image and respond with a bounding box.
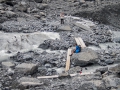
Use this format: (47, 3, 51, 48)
(60, 13, 64, 24)
(70, 43, 81, 56)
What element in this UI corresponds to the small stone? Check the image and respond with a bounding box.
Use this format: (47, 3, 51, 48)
(34, 15, 41, 19)
(7, 68, 14, 76)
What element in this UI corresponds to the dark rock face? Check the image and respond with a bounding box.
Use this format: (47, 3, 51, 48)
(74, 4, 120, 29)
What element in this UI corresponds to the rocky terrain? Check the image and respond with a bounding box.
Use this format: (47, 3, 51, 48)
(0, 0, 120, 90)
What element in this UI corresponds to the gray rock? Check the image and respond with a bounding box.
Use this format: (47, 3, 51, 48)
(80, 81, 97, 90)
(96, 67, 108, 74)
(7, 68, 14, 76)
(20, 1, 27, 6)
(2, 61, 15, 68)
(58, 25, 72, 31)
(81, 3, 88, 8)
(105, 59, 114, 65)
(17, 18, 26, 22)
(18, 77, 43, 86)
(31, 8, 39, 13)
(37, 3, 48, 10)
(38, 67, 47, 75)
(74, 21, 93, 31)
(45, 63, 52, 68)
(15, 4, 28, 12)
(0, 16, 7, 23)
(6, 11, 16, 17)
(98, 60, 107, 66)
(43, 0, 51, 3)
(68, 66, 82, 74)
(103, 76, 120, 89)
(40, 12, 46, 16)
(0, 24, 3, 30)
(34, 15, 41, 19)
(89, 80, 106, 90)
(109, 64, 120, 74)
(16, 63, 38, 74)
(22, 54, 33, 61)
(71, 48, 98, 66)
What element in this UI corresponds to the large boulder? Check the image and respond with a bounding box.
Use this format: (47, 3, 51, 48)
(16, 63, 38, 75)
(71, 48, 98, 66)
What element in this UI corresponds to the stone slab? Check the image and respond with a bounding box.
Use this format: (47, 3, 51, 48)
(2, 61, 15, 68)
(58, 25, 72, 31)
(16, 63, 38, 74)
(18, 77, 43, 86)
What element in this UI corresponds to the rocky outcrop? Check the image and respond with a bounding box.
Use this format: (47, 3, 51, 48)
(71, 48, 98, 66)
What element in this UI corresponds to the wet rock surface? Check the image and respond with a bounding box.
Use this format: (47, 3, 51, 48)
(0, 0, 120, 90)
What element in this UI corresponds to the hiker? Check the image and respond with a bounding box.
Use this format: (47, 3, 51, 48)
(70, 43, 81, 56)
(60, 13, 64, 24)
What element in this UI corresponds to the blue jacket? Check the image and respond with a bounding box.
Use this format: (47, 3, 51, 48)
(75, 45, 81, 53)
